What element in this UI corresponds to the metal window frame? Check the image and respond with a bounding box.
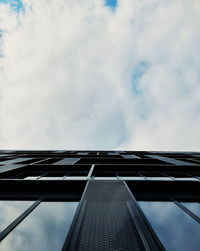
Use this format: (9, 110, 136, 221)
(0, 199, 41, 242)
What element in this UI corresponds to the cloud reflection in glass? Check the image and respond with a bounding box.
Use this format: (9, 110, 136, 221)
(138, 201, 200, 251)
(181, 202, 200, 218)
(0, 202, 78, 251)
(0, 200, 33, 232)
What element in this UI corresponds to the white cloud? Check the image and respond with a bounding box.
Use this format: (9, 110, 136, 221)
(0, 0, 200, 150)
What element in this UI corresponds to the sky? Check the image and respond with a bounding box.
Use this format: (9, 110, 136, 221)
(0, 0, 200, 150)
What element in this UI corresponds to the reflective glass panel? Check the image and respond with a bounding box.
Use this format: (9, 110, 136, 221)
(138, 201, 200, 251)
(0, 200, 33, 232)
(0, 158, 33, 165)
(181, 202, 200, 218)
(0, 202, 78, 251)
(146, 155, 198, 166)
(53, 158, 80, 165)
(122, 154, 140, 159)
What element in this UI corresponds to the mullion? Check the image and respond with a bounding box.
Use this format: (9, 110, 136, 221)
(165, 173, 176, 180)
(34, 172, 48, 180)
(30, 158, 51, 165)
(174, 201, 200, 224)
(138, 172, 147, 180)
(0, 199, 42, 242)
(87, 164, 95, 178)
(188, 173, 200, 181)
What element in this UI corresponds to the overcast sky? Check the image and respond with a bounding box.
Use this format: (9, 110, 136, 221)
(0, 0, 200, 150)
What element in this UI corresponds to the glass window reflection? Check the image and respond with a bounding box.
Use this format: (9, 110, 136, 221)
(138, 201, 200, 251)
(0, 200, 33, 232)
(181, 202, 200, 218)
(0, 202, 78, 251)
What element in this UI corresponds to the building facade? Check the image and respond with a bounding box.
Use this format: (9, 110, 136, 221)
(0, 150, 199, 250)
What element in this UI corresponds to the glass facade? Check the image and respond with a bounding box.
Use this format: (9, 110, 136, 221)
(181, 202, 200, 218)
(0, 150, 199, 250)
(138, 201, 200, 251)
(0, 200, 33, 232)
(0, 202, 78, 251)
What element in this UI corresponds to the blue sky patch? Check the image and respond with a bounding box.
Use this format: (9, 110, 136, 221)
(0, 0, 23, 11)
(104, 0, 117, 9)
(132, 61, 149, 95)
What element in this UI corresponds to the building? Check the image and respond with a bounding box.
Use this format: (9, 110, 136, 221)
(0, 150, 199, 251)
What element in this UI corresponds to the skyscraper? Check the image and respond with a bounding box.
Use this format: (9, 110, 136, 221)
(0, 150, 199, 250)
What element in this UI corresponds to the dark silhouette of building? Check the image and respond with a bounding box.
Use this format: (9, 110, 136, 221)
(0, 150, 199, 251)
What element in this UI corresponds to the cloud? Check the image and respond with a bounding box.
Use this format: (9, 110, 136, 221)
(0, 0, 200, 150)
(0, 0, 23, 12)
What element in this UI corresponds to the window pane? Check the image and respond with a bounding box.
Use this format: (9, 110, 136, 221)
(0, 200, 34, 232)
(53, 158, 80, 165)
(0, 158, 33, 165)
(0, 202, 78, 251)
(138, 201, 200, 251)
(146, 155, 198, 166)
(181, 202, 200, 218)
(122, 155, 140, 159)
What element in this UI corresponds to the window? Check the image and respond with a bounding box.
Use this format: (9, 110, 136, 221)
(138, 201, 200, 251)
(181, 202, 200, 218)
(53, 158, 80, 165)
(146, 155, 198, 166)
(0, 158, 33, 165)
(0, 202, 78, 251)
(122, 155, 140, 159)
(0, 200, 33, 232)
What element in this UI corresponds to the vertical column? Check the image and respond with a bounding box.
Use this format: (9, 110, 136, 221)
(63, 181, 164, 251)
